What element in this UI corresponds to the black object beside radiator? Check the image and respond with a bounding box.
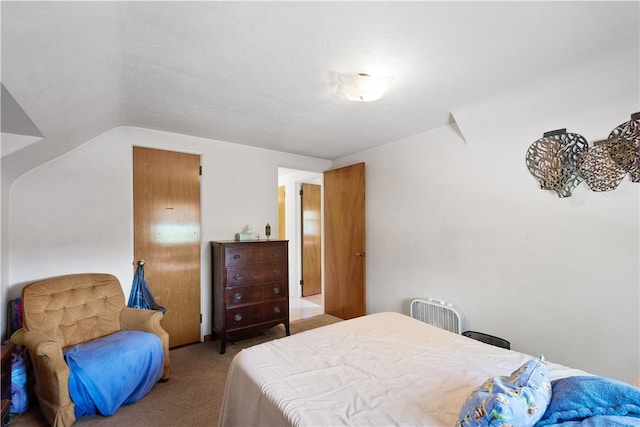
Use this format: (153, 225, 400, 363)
(462, 331, 510, 349)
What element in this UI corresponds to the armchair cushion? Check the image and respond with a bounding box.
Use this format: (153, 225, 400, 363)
(65, 330, 163, 417)
(22, 274, 124, 349)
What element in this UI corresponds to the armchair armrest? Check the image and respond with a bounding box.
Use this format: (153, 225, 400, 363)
(120, 308, 171, 380)
(22, 331, 76, 427)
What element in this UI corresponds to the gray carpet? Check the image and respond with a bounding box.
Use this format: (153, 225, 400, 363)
(9, 314, 342, 427)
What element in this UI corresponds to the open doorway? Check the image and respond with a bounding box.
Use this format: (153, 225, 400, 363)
(278, 168, 324, 321)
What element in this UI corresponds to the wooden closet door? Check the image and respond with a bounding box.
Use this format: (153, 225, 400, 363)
(133, 147, 201, 348)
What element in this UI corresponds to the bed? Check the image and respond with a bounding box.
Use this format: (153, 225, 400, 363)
(219, 312, 640, 427)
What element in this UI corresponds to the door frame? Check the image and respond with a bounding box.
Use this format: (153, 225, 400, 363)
(277, 168, 324, 303)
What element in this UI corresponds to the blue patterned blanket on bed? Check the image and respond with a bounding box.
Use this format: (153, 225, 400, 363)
(64, 330, 163, 418)
(535, 375, 640, 426)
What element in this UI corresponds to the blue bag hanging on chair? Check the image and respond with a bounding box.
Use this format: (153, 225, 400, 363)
(128, 261, 166, 314)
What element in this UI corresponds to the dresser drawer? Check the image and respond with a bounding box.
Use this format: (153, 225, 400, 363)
(224, 286, 264, 307)
(226, 302, 286, 329)
(263, 300, 287, 321)
(226, 264, 287, 286)
(226, 306, 263, 330)
(225, 244, 287, 266)
(263, 283, 287, 301)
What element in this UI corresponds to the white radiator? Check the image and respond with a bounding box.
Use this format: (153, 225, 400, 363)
(410, 298, 466, 334)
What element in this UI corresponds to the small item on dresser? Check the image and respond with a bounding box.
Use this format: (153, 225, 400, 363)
(235, 232, 259, 241)
(235, 224, 259, 241)
(265, 223, 271, 240)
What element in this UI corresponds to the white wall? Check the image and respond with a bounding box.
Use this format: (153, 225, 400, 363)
(4, 127, 331, 339)
(334, 57, 639, 384)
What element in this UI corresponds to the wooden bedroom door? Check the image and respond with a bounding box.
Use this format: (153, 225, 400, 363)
(324, 162, 366, 319)
(133, 146, 202, 348)
(301, 183, 322, 297)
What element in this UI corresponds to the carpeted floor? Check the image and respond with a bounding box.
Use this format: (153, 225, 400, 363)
(9, 314, 342, 427)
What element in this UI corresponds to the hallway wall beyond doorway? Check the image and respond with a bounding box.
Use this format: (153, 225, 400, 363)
(278, 167, 325, 320)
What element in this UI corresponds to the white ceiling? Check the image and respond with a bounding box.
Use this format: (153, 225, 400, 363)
(1, 1, 638, 180)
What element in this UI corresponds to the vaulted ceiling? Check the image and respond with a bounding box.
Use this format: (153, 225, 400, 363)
(2, 1, 638, 182)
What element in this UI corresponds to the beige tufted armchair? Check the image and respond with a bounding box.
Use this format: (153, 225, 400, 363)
(21, 273, 170, 427)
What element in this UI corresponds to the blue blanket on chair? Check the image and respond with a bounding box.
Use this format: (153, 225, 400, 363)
(536, 376, 640, 426)
(64, 330, 163, 418)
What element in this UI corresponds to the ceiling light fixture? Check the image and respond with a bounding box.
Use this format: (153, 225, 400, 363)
(337, 73, 393, 102)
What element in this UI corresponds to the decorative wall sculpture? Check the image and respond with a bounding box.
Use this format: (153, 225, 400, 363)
(609, 112, 640, 182)
(576, 136, 635, 191)
(525, 129, 588, 198)
(527, 113, 640, 197)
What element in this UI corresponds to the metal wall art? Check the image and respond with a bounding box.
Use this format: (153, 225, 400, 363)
(526, 113, 640, 197)
(609, 112, 640, 182)
(525, 129, 588, 197)
(576, 136, 636, 191)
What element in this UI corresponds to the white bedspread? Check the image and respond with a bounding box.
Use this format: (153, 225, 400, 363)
(219, 312, 587, 427)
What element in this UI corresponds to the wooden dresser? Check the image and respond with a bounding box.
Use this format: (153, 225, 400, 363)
(211, 240, 290, 354)
(1, 342, 13, 427)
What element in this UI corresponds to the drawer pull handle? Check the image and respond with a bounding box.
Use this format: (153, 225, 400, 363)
(234, 314, 243, 322)
(233, 273, 243, 281)
(272, 251, 280, 258)
(233, 254, 241, 260)
(273, 307, 281, 314)
(233, 292, 242, 301)
(273, 269, 281, 276)
(272, 287, 280, 294)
